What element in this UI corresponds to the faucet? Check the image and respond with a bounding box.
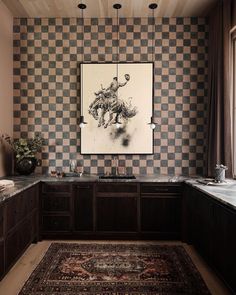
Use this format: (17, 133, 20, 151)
(112, 155, 119, 176)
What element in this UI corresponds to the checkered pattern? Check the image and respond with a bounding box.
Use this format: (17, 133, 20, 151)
(13, 17, 208, 176)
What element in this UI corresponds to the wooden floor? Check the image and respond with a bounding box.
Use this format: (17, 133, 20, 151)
(0, 240, 232, 295)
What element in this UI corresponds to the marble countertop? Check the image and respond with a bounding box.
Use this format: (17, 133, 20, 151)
(0, 174, 187, 204)
(186, 179, 236, 210)
(0, 174, 236, 211)
(0, 175, 42, 204)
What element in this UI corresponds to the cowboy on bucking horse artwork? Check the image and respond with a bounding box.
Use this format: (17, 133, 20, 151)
(88, 74, 138, 128)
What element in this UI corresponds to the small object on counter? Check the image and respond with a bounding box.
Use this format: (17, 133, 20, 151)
(197, 178, 230, 186)
(69, 160, 77, 172)
(56, 171, 65, 178)
(64, 172, 80, 177)
(118, 166, 125, 175)
(0, 180, 14, 192)
(50, 170, 57, 177)
(215, 164, 228, 183)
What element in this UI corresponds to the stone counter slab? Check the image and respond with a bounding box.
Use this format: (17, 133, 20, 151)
(1, 175, 236, 211)
(185, 179, 236, 211)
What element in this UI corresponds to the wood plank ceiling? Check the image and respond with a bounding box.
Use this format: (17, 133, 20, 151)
(3, 0, 217, 18)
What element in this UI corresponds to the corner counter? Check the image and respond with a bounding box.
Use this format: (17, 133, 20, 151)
(0, 174, 187, 204)
(185, 179, 236, 210)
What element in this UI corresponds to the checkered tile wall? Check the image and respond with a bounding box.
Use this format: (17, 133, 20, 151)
(13, 17, 208, 176)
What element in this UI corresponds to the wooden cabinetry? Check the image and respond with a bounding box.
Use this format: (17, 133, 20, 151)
(41, 183, 72, 236)
(140, 183, 182, 239)
(96, 183, 138, 233)
(2, 185, 39, 278)
(40, 182, 182, 239)
(184, 185, 236, 293)
(74, 184, 94, 232)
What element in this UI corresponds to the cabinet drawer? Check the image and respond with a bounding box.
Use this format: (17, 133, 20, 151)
(97, 183, 138, 194)
(42, 183, 71, 193)
(141, 184, 182, 195)
(42, 215, 71, 232)
(42, 196, 71, 212)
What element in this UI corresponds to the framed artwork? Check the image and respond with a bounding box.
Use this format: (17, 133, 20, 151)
(80, 63, 153, 154)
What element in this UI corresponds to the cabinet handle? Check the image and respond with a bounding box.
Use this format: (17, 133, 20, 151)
(155, 188, 169, 192)
(76, 186, 90, 189)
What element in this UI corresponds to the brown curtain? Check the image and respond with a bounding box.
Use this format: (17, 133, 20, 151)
(207, 0, 234, 177)
(233, 0, 236, 27)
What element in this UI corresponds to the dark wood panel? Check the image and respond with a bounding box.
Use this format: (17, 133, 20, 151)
(96, 183, 138, 194)
(42, 215, 71, 232)
(141, 183, 182, 195)
(42, 183, 71, 193)
(0, 241, 4, 279)
(42, 196, 71, 212)
(5, 229, 19, 270)
(191, 190, 213, 262)
(75, 184, 94, 231)
(6, 196, 19, 232)
(5, 215, 35, 271)
(0, 205, 3, 238)
(185, 185, 236, 294)
(30, 211, 38, 241)
(18, 218, 32, 257)
(141, 196, 181, 234)
(213, 203, 236, 292)
(97, 197, 137, 232)
(26, 186, 38, 212)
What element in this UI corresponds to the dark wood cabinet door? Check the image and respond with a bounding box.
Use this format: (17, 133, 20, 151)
(75, 184, 94, 231)
(26, 186, 38, 213)
(42, 195, 71, 212)
(141, 196, 181, 236)
(213, 204, 236, 292)
(18, 218, 32, 256)
(191, 190, 214, 262)
(42, 215, 71, 232)
(5, 217, 33, 272)
(42, 183, 71, 193)
(0, 241, 4, 279)
(6, 197, 19, 232)
(97, 197, 137, 232)
(97, 183, 138, 194)
(5, 229, 19, 271)
(225, 208, 236, 292)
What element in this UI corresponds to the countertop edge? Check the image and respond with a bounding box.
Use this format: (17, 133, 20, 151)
(1, 175, 236, 211)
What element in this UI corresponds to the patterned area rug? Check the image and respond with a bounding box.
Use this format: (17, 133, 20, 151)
(19, 243, 211, 295)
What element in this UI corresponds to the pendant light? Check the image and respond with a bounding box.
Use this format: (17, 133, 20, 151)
(148, 3, 158, 130)
(78, 2, 87, 128)
(113, 3, 122, 129)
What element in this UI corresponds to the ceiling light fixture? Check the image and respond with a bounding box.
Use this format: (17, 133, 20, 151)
(148, 3, 158, 130)
(113, 3, 122, 129)
(78, 2, 88, 128)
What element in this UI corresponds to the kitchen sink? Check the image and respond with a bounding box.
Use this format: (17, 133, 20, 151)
(99, 175, 136, 180)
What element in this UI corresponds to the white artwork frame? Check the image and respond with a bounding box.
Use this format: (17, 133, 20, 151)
(80, 63, 154, 154)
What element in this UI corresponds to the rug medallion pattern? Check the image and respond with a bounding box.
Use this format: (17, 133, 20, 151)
(19, 243, 210, 294)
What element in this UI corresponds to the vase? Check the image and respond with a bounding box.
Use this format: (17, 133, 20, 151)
(15, 157, 37, 175)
